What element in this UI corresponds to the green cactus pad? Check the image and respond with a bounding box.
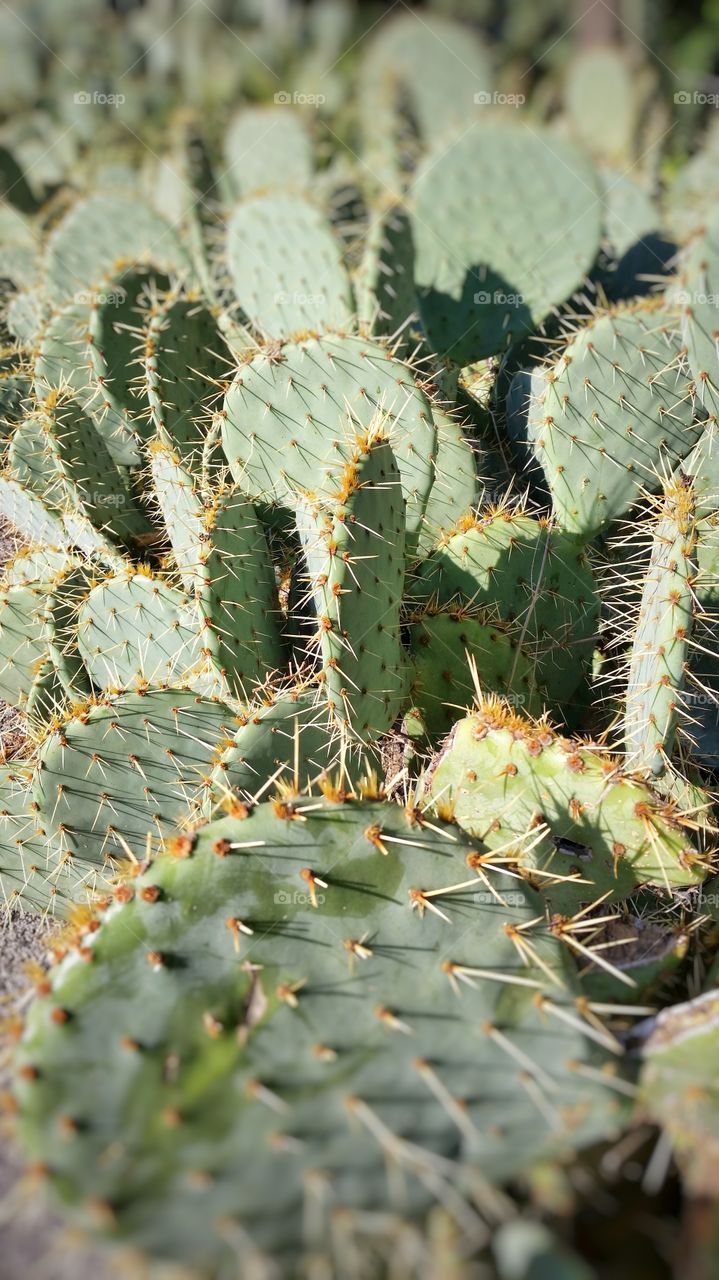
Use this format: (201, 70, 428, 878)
(355, 201, 416, 341)
(356, 53, 404, 195)
(222, 332, 437, 557)
(4, 547, 77, 587)
(295, 435, 406, 740)
(0, 562, 89, 713)
(84, 267, 169, 460)
(7, 411, 66, 504)
(61, 509, 131, 571)
(34, 299, 93, 402)
(0, 580, 49, 709)
(599, 166, 658, 261)
(408, 512, 598, 711)
(0, 370, 30, 434)
(408, 610, 544, 738)
(44, 193, 192, 304)
(678, 210, 719, 418)
(223, 107, 313, 198)
(0, 200, 37, 286)
(143, 293, 227, 461)
(15, 793, 631, 1273)
(530, 306, 701, 538)
(150, 452, 285, 693)
(6, 285, 47, 345)
(695, 515, 719, 611)
(36, 292, 142, 468)
(565, 48, 638, 163)
(23, 658, 67, 727)
(34, 395, 150, 548)
(76, 572, 209, 691)
(226, 193, 353, 338)
(193, 485, 286, 698)
(148, 443, 207, 591)
(681, 420, 719, 518)
(665, 123, 719, 241)
(625, 480, 697, 776)
(361, 12, 494, 148)
(639, 990, 719, 1197)
(33, 689, 237, 872)
(427, 701, 703, 914)
(10, 395, 145, 549)
(209, 689, 380, 803)
(0, 477, 70, 548)
(412, 124, 602, 363)
(0, 763, 88, 917)
(43, 564, 92, 706)
(416, 410, 480, 557)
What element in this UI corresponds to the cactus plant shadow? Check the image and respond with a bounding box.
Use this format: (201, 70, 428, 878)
(604, 232, 678, 302)
(417, 264, 534, 365)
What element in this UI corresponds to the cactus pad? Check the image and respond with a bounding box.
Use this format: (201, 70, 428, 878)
(227, 193, 353, 338)
(531, 306, 701, 537)
(222, 332, 437, 556)
(295, 434, 406, 740)
(15, 793, 631, 1273)
(427, 701, 703, 913)
(409, 512, 598, 710)
(412, 124, 602, 363)
(624, 480, 697, 775)
(45, 193, 192, 304)
(77, 573, 208, 691)
(33, 689, 236, 872)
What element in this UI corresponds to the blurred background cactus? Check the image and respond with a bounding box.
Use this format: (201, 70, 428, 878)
(1, 1, 719, 1278)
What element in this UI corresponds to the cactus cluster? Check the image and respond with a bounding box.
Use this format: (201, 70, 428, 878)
(0, 3, 718, 1278)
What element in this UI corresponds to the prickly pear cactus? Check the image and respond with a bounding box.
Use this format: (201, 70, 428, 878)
(427, 699, 704, 915)
(412, 124, 602, 364)
(639, 990, 719, 1196)
(222, 333, 437, 558)
(15, 790, 634, 1274)
(624, 478, 697, 775)
(295, 431, 407, 740)
(526, 305, 701, 538)
(1, 7, 719, 1275)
